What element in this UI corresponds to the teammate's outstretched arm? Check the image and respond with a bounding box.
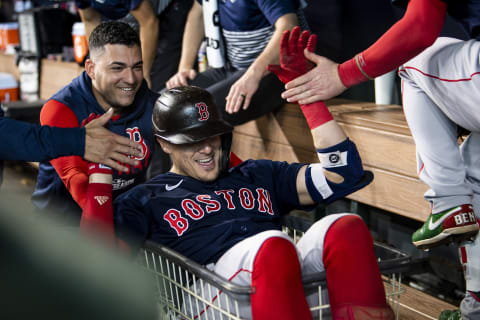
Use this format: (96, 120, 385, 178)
(0, 107, 142, 166)
(281, 0, 447, 104)
(268, 27, 372, 206)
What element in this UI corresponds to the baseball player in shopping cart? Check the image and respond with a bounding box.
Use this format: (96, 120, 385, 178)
(276, 1, 480, 318)
(80, 31, 395, 320)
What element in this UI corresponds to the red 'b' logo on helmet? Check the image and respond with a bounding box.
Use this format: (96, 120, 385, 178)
(195, 102, 209, 121)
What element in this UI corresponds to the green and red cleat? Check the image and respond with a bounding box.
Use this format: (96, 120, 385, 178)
(438, 309, 462, 320)
(412, 204, 479, 250)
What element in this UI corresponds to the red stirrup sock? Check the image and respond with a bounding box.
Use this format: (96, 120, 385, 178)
(323, 215, 394, 320)
(251, 237, 312, 320)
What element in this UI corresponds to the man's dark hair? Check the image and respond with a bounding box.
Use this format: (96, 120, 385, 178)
(89, 21, 140, 51)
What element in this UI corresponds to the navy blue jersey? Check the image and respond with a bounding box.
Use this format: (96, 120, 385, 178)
(393, 0, 480, 40)
(114, 159, 308, 265)
(32, 72, 158, 225)
(197, 0, 297, 31)
(75, 0, 143, 20)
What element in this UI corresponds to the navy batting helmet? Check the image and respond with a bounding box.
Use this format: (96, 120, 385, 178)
(152, 86, 233, 144)
(153, 86, 234, 173)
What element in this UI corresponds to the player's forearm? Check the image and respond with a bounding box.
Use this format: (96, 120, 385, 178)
(0, 117, 85, 161)
(178, 2, 204, 70)
(338, 0, 446, 88)
(139, 18, 159, 83)
(310, 119, 346, 150)
(297, 118, 368, 206)
(248, 13, 298, 78)
(42, 126, 85, 159)
(80, 166, 115, 244)
(79, 8, 101, 41)
(131, 0, 160, 86)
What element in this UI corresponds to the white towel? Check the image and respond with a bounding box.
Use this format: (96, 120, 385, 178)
(202, 0, 225, 68)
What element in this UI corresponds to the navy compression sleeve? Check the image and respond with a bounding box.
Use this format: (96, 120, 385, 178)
(0, 109, 85, 161)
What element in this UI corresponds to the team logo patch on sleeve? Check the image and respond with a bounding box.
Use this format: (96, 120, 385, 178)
(318, 151, 348, 168)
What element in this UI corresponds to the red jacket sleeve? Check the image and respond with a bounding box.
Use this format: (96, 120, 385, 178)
(338, 0, 447, 87)
(229, 151, 243, 168)
(40, 99, 89, 209)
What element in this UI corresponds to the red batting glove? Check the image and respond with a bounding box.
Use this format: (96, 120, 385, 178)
(268, 27, 333, 129)
(268, 26, 317, 84)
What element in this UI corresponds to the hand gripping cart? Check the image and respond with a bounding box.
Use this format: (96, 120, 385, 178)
(139, 215, 411, 320)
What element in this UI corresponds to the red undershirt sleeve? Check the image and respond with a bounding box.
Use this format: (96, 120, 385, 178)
(229, 152, 243, 168)
(338, 0, 447, 88)
(40, 100, 89, 209)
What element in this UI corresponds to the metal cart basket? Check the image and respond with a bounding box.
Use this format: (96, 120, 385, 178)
(139, 215, 411, 320)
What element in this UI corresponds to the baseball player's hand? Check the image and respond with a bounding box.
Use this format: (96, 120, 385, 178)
(225, 69, 262, 113)
(281, 52, 347, 104)
(268, 26, 317, 85)
(166, 69, 197, 89)
(84, 109, 142, 172)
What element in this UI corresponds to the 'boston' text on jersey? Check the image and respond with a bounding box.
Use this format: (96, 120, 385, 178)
(164, 187, 274, 236)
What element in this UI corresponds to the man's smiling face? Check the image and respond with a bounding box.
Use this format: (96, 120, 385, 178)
(86, 44, 143, 113)
(159, 136, 223, 182)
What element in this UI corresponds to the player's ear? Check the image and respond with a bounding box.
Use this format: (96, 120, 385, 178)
(157, 138, 172, 154)
(85, 59, 95, 80)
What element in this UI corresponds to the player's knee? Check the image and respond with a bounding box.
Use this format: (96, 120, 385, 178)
(330, 214, 367, 234)
(325, 214, 372, 252)
(253, 237, 299, 276)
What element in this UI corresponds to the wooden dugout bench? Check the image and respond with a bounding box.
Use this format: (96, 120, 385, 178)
(230, 100, 431, 223)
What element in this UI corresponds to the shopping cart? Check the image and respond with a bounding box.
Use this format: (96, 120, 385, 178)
(140, 215, 411, 320)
